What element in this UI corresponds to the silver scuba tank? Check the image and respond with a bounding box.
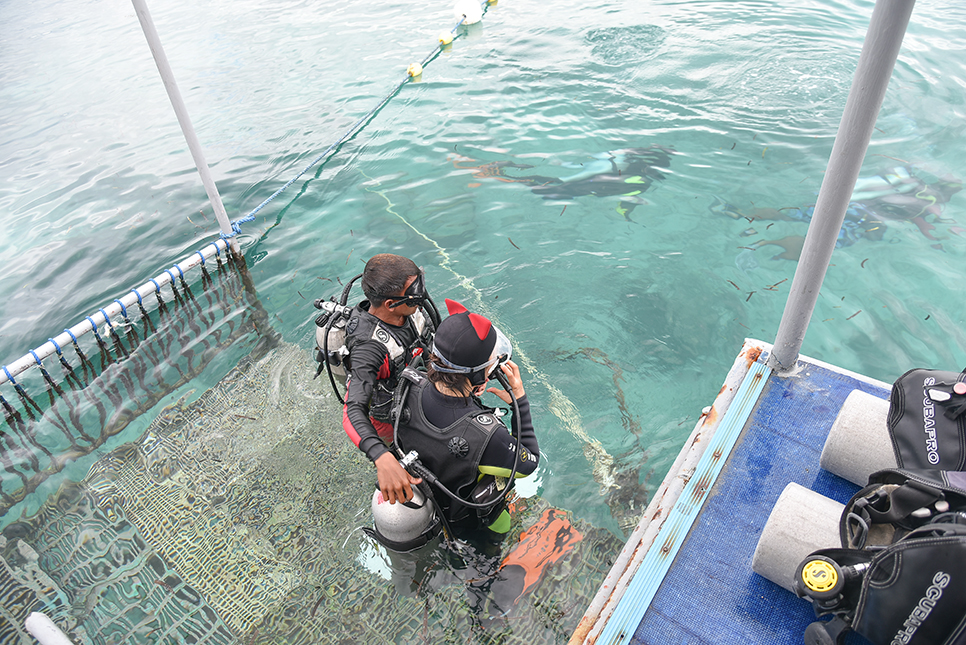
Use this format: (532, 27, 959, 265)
(314, 300, 352, 377)
(370, 485, 438, 552)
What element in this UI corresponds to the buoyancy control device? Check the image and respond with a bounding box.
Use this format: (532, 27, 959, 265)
(312, 272, 441, 404)
(795, 469, 966, 645)
(794, 367, 966, 645)
(887, 368, 966, 470)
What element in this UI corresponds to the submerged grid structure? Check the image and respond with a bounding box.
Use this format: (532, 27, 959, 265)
(1, 341, 623, 644)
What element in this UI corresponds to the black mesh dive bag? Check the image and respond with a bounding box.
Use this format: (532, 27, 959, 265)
(794, 469, 966, 645)
(887, 368, 966, 469)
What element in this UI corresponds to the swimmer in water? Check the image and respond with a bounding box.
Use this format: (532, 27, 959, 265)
(711, 166, 962, 259)
(451, 146, 673, 221)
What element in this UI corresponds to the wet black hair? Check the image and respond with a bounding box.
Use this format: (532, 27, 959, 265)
(426, 354, 475, 396)
(361, 254, 419, 307)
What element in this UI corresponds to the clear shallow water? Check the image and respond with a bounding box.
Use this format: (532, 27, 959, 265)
(1, 0, 966, 640)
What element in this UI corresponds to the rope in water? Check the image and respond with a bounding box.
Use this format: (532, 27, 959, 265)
(361, 171, 619, 493)
(0, 3, 493, 387)
(225, 1, 491, 237)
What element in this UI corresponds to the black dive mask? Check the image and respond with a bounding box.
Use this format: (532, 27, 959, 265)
(384, 272, 427, 309)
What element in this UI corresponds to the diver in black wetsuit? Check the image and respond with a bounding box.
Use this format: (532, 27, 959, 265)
(367, 302, 576, 625)
(341, 254, 435, 505)
(456, 146, 673, 220)
(395, 299, 539, 537)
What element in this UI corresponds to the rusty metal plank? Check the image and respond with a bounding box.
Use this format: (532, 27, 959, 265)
(593, 358, 772, 645)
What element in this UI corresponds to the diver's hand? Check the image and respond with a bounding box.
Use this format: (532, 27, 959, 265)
(486, 360, 525, 403)
(374, 452, 422, 504)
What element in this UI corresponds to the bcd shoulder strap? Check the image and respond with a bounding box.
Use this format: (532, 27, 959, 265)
(841, 468, 966, 550)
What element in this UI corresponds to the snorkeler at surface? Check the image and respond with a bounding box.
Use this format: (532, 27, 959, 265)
(451, 145, 673, 221)
(711, 165, 963, 260)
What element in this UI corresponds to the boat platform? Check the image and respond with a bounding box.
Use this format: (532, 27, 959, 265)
(572, 339, 891, 645)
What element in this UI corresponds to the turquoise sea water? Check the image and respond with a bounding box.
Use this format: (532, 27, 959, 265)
(1, 0, 965, 641)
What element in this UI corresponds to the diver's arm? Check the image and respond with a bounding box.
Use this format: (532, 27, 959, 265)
(342, 340, 420, 503)
(342, 340, 390, 461)
(481, 360, 537, 476)
(478, 395, 539, 478)
(342, 343, 421, 503)
(486, 361, 534, 439)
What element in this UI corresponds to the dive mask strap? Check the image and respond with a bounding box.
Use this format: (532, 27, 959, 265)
(383, 271, 428, 309)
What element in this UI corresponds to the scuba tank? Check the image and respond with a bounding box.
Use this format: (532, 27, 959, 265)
(312, 272, 441, 404)
(312, 273, 362, 402)
(367, 451, 442, 553)
(314, 299, 352, 379)
(367, 484, 440, 551)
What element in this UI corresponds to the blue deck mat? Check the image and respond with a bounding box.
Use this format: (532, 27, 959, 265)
(631, 360, 890, 645)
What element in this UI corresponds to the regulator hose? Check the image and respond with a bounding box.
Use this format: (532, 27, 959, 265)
(397, 362, 522, 512)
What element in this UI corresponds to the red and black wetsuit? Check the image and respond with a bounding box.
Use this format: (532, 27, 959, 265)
(342, 301, 430, 463)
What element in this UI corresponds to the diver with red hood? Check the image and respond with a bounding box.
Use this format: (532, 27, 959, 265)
(371, 299, 539, 547)
(366, 301, 584, 628)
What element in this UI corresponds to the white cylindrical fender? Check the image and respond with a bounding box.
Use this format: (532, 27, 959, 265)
(752, 483, 844, 593)
(25, 613, 76, 645)
(820, 390, 895, 485)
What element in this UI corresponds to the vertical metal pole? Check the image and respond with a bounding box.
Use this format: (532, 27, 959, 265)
(130, 0, 240, 254)
(767, 0, 915, 373)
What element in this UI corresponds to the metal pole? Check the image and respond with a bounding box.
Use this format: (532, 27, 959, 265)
(767, 0, 915, 373)
(130, 0, 240, 255)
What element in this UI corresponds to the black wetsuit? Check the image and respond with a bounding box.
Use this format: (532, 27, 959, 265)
(396, 377, 538, 529)
(420, 384, 538, 479)
(342, 302, 430, 463)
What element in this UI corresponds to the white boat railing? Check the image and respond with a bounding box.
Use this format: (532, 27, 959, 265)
(0, 238, 230, 389)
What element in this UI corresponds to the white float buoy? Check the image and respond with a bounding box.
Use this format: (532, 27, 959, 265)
(454, 0, 483, 25)
(25, 613, 76, 645)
